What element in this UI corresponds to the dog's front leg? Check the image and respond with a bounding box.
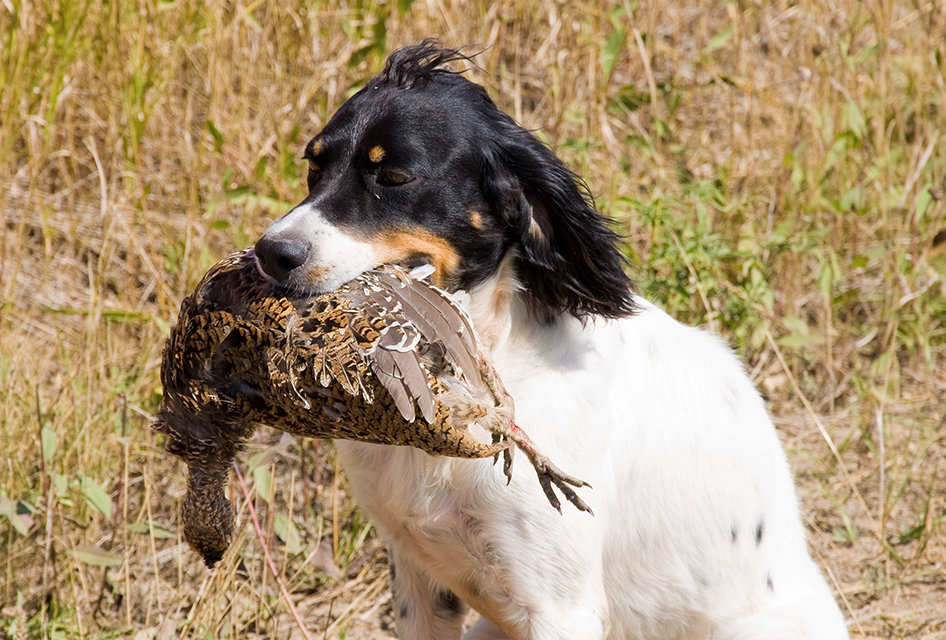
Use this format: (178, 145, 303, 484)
(388, 547, 468, 639)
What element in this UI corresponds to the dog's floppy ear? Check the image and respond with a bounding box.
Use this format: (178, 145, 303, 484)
(482, 117, 637, 320)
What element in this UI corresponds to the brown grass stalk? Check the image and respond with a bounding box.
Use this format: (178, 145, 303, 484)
(232, 462, 315, 640)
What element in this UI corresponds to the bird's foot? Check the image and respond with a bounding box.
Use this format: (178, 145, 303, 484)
(531, 454, 594, 515)
(500, 421, 593, 515)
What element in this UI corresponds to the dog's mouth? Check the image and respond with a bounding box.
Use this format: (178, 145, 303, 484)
(256, 256, 442, 297)
(252, 227, 458, 294)
(253, 261, 343, 297)
(392, 252, 439, 274)
(252, 235, 358, 295)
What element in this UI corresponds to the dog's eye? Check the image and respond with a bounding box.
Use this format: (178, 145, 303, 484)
(306, 161, 321, 190)
(375, 169, 414, 187)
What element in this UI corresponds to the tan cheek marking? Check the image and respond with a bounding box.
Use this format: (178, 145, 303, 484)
(469, 210, 484, 230)
(302, 265, 331, 284)
(373, 229, 460, 287)
(368, 145, 386, 163)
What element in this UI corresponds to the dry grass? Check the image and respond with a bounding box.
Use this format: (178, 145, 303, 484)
(1, 0, 945, 638)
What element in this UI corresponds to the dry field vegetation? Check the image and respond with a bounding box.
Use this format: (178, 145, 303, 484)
(1, 0, 945, 637)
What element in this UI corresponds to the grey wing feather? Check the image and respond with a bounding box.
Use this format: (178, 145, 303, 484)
(385, 346, 436, 423)
(336, 277, 435, 421)
(402, 278, 477, 354)
(330, 265, 484, 422)
(368, 347, 416, 422)
(375, 271, 484, 391)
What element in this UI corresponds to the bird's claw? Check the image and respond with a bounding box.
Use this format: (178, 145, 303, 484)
(533, 457, 594, 516)
(503, 447, 513, 485)
(490, 433, 515, 485)
(492, 421, 593, 514)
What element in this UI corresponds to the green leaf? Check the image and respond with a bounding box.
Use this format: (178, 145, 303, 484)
(818, 259, 835, 300)
(274, 515, 302, 555)
(396, 0, 417, 14)
(706, 24, 734, 53)
(372, 16, 387, 56)
(602, 24, 627, 79)
(0, 497, 34, 536)
(253, 465, 274, 504)
(206, 120, 224, 152)
(782, 316, 813, 336)
(225, 185, 252, 201)
(844, 100, 866, 141)
(128, 520, 176, 539)
(254, 155, 268, 181)
(915, 184, 933, 222)
(608, 85, 651, 114)
(79, 473, 113, 519)
(653, 118, 668, 138)
(51, 472, 72, 505)
(841, 184, 864, 212)
(72, 545, 123, 567)
(778, 331, 826, 348)
(101, 309, 152, 323)
(41, 422, 56, 464)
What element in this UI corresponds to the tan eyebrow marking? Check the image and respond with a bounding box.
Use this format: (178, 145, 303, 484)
(368, 145, 386, 163)
(469, 210, 484, 229)
(310, 138, 324, 156)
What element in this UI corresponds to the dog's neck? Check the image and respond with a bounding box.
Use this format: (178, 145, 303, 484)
(463, 253, 522, 354)
(462, 252, 612, 405)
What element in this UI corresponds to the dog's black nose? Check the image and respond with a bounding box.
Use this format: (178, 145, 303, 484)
(254, 235, 311, 282)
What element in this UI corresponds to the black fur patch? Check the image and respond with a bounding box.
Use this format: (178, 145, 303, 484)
(434, 589, 464, 617)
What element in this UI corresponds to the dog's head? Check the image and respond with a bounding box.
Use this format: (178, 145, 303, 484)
(255, 40, 635, 320)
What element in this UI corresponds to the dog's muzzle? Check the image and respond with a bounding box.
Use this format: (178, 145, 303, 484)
(254, 233, 312, 283)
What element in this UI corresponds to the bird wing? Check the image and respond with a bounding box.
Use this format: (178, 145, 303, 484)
(369, 267, 484, 393)
(341, 273, 438, 423)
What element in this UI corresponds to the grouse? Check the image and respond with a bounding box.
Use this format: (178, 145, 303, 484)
(155, 248, 591, 567)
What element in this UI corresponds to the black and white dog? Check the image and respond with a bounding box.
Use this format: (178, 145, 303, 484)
(254, 42, 848, 640)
